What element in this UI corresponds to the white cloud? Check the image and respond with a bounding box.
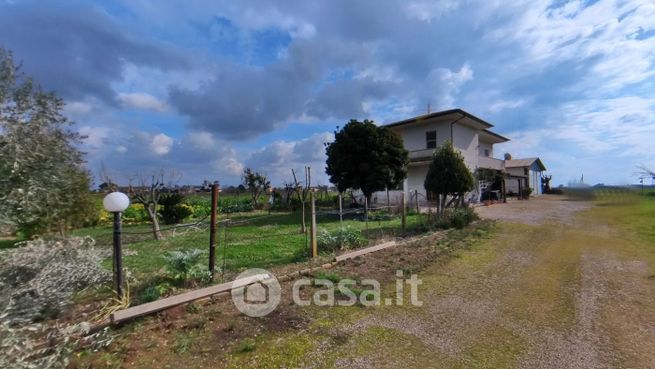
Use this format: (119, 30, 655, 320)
(426, 63, 474, 108)
(404, 1, 460, 22)
(149, 133, 174, 155)
(118, 92, 169, 112)
(488, 98, 526, 113)
(245, 132, 334, 185)
(78, 126, 109, 149)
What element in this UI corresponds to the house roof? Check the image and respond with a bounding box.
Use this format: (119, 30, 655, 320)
(505, 157, 547, 171)
(480, 129, 510, 143)
(384, 108, 494, 129)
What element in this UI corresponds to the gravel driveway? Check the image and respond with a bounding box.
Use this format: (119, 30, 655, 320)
(474, 194, 592, 225)
(308, 195, 655, 368)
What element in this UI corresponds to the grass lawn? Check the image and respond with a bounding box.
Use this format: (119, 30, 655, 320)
(72, 209, 427, 281)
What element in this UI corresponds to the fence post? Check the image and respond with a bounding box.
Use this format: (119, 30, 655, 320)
(310, 189, 318, 258)
(338, 192, 343, 225)
(401, 192, 406, 234)
(364, 196, 369, 233)
(209, 183, 219, 278)
(415, 189, 419, 214)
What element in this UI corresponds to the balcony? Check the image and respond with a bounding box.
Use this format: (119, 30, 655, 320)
(478, 156, 504, 170)
(408, 148, 435, 162)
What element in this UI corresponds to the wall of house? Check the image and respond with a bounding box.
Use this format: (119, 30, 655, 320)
(452, 124, 479, 169)
(504, 164, 544, 195)
(529, 162, 543, 195)
(478, 141, 493, 158)
(391, 120, 452, 152)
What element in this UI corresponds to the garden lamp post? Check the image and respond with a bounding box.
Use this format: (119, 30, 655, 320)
(103, 192, 130, 297)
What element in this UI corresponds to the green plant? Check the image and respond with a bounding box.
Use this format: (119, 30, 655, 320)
(424, 141, 475, 215)
(317, 226, 367, 252)
(520, 187, 533, 199)
(159, 193, 193, 225)
(313, 271, 346, 284)
(237, 338, 256, 353)
(435, 207, 479, 229)
(163, 249, 205, 282)
(449, 207, 478, 229)
(139, 286, 160, 303)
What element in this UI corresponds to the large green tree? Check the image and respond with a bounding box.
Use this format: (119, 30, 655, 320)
(325, 119, 408, 203)
(0, 48, 94, 236)
(424, 141, 474, 215)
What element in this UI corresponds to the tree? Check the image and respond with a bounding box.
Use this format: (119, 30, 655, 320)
(325, 119, 409, 205)
(128, 170, 180, 241)
(292, 166, 311, 233)
(424, 141, 474, 215)
(242, 168, 270, 208)
(0, 48, 94, 236)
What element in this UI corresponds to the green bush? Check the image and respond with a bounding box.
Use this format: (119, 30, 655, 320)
(159, 193, 193, 225)
(317, 226, 367, 252)
(449, 207, 479, 229)
(435, 207, 479, 229)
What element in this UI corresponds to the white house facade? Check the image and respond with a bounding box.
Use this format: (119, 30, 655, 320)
(368, 109, 546, 205)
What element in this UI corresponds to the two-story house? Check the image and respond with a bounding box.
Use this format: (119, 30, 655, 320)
(371, 108, 545, 205)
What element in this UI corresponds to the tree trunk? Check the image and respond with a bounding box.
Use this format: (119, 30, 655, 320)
(147, 204, 164, 240)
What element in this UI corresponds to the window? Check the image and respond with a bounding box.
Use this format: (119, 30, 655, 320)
(524, 168, 529, 176)
(426, 130, 437, 149)
(484, 149, 490, 157)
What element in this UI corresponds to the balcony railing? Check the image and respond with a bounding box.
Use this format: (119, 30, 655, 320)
(478, 156, 504, 170)
(408, 148, 436, 161)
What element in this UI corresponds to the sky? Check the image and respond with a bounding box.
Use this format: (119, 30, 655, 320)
(1, 0, 654, 187)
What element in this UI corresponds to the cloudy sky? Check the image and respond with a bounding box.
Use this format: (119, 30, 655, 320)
(1, 0, 654, 187)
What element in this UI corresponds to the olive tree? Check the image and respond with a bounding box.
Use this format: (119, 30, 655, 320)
(0, 48, 94, 236)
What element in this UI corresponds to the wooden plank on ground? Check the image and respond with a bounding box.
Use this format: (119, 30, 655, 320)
(111, 273, 272, 324)
(334, 240, 397, 262)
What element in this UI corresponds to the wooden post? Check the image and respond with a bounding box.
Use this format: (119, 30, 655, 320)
(338, 192, 343, 225)
(364, 196, 369, 233)
(401, 192, 406, 234)
(310, 189, 317, 258)
(502, 175, 507, 203)
(209, 183, 219, 277)
(415, 189, 419, 214)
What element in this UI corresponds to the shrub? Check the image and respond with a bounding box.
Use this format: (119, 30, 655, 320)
(520, 187, 533, 199)
(317, 226, 367, 252)
(449, 207, 479, 229)
(159, 194, 193, 225)
(0, 237, 110, 326)
(435, 207, 479, 229)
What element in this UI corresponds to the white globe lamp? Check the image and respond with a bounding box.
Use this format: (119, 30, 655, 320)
(103, 191, 130, 297)
(103, 192, 130, 213)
